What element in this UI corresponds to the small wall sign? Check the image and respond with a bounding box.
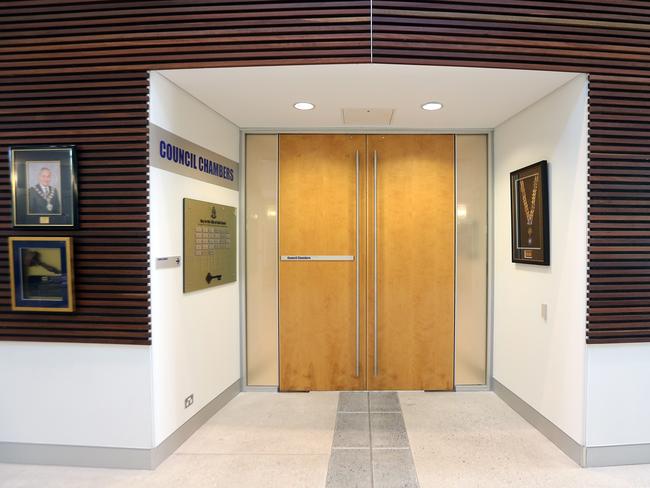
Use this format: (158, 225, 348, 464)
(183, 198, 237, 293)
(149, 124, 239, 191)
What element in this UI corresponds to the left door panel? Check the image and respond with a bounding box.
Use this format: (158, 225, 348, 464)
(279, 134, 367, 391)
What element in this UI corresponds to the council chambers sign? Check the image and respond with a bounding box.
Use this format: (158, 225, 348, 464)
(149, 124, 239, 191)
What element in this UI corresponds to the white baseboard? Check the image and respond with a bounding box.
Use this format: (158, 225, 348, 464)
(492, 378, 585, 466)
(493, 378, 650, 468)
(0, 378, 241, 470)
(586, 443, 650, 468)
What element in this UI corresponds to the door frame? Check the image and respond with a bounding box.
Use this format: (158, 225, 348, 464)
(239, 128, 494, 393)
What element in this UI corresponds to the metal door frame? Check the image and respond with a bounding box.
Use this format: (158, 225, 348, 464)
(240, 129, 493, 392)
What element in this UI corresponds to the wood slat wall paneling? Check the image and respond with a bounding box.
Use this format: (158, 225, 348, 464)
(0, 1, 371, 345)
(372, 0, 650, 344)
(0, 71, 151, 345)
(4, 1, 648, 345)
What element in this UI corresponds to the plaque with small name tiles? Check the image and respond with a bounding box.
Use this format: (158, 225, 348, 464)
(183, 198, 237, 293)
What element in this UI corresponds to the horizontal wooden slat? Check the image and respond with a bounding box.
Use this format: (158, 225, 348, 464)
(3, 1, 649, 345)
(0, 1, 370, 345)
(371, 0, 650, 343)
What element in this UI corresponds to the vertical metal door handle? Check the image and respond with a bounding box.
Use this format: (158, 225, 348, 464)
(373, 150, 379, 376)
(355, 150, 360, 377)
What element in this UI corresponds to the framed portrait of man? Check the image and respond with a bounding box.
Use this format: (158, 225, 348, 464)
(10, 145, 78, 228)
(8, 237, 75, 312)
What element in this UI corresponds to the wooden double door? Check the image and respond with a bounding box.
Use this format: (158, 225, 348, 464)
(279, 134, 454, 391)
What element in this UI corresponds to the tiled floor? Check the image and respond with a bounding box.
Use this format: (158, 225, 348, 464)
(326, 392, 418, 487)
(2, 391, 650, 488)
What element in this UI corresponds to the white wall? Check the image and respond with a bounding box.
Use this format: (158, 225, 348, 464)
(0, 343, 153, 448)
(0, 73, 241, 452)
(149, 72, 241, 445)
(586, 343, 650, 446)
(493, 74, 589, 444)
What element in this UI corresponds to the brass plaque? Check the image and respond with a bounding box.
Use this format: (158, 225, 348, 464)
(183, 198, 237, 293)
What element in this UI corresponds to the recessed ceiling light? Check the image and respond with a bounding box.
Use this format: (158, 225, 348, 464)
(421, 101, 443, 111)
(293, 102, 315, 111)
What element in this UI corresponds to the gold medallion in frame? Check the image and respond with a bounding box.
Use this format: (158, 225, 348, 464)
(510, 160, 550, 265)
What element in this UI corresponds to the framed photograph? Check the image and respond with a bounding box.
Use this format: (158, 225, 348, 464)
(510, 160, 549, 265)
(8, 237, 75, 312)
(9, 145, 78, 228)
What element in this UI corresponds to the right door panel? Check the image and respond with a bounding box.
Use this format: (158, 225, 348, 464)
(367, 135, 455, 391)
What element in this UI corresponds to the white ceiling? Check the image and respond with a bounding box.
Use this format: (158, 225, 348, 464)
(159, 64, 579, 130)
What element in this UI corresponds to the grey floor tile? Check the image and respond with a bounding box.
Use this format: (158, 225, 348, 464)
(339, 391, 369, 412)
(372, 448, 419, 488)
(333, 412, 370, 448)
(371, 413, 409, 448)
(326, 448, 372, 488)
(370, 392, 401, 412)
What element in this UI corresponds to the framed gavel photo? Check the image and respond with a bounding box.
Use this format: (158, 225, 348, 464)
(8, 236, 75, 312)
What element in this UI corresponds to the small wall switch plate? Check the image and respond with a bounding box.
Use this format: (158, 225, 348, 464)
(541, 303, 548, 321)
(184, 394, 194, 409)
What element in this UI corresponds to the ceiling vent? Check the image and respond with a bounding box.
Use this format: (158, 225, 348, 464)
(342, 108, 394, 126)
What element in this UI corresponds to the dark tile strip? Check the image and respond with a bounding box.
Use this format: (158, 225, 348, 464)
(327, 392, 420, 488)
(369, 392, 401, 413)
(332, 412, 370, 448)
(373, 448, 419, 488)
(370, 412, 410, 448)
(338, 391, 369, 412)
(326, 448, 372, 488)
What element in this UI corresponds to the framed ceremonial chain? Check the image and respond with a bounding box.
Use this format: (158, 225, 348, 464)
(8, 237, 75, 312)
(510, 160, 549, 265)
(9, 145, 79, 228)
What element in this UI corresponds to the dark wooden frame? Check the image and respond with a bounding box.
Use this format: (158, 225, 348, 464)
(510, 160, 549, 266)
(10, 145, 79, 229)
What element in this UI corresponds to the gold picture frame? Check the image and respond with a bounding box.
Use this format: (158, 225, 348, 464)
(8, 236, 75, 312)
